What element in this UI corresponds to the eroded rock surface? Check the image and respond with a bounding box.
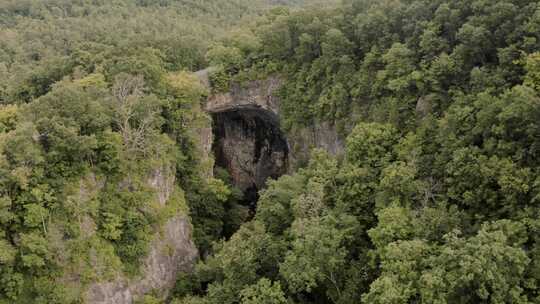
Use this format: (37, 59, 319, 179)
(202, 75, 345, 173)
(212, 108, 288, 196)
(85, 167, 198, 304)
(205, 77, 282, 114)
(86, 217, 196, 304)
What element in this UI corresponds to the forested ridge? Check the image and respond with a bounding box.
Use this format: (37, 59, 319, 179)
(1, 0, 540, 303)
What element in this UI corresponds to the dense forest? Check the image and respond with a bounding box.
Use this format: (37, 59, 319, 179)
(1, 0, 540, 303)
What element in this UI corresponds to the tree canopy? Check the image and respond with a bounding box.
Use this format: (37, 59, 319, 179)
(2, 0, 540, 303)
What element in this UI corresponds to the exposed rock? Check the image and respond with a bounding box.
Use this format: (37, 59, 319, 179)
(85, 70, 347, 303)
(75, 173, 104, 237)
(416, 95, 433, 118)
(205, 77, 283, 114)
(287, 121, 345, 169)
(86, 216, 197, 304)
(85, 167, 198, 304)
(197, 125, 215, 178)
(212, 108, 288, 194)
(147, 165, 176, 206)
(198, 73, 345, 173)
(194, 67, 213, 89)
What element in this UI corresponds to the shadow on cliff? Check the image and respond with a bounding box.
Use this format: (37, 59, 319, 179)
(211, 106, 289, 208)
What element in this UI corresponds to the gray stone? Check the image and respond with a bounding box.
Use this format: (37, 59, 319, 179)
(199, 73, 345, 172)
(85, 167, 198, 304)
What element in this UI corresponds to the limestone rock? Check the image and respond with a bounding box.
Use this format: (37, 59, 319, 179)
(198, 72, 345, 173)
(85, 216, 197, 304)
(85, 167, 198, 304)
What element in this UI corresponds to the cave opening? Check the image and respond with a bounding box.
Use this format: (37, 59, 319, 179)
(211, 106, 289, 209)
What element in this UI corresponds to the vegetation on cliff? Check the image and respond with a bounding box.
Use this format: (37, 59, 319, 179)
(1, 0, 540, 303)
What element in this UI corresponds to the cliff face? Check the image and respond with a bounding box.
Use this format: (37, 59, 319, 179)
(86, 217, 196, 304)
(212, 108, 288, 195)
(85, 167, 198, 304)
(202, 75, 345, 176)
(286, 121, 345, 168)
(205, 76, 282, 114)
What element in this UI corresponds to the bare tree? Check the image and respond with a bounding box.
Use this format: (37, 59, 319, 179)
(111, 73, 160, 156)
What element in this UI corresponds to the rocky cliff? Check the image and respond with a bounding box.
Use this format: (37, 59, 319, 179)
(212, 108, 288, 197)
(85, 167, 198, 304)
(205, 76, 282, 114)
(200, 73, 345, 174)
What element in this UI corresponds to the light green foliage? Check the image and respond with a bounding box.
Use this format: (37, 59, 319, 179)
(175, 221, 285, 304)
(256, 174, 306, 235)
(135, 295, 162, 304)
(0, 238, 15, 264)
(0, 0, 303, 104)
(0, 2, 264, 300)
(101, 212, 123, 241)
(280, 215, 357, 300)
(364, 221, 530, 304)
(166, 71, 207, 102)
(222, 29, 262, 55)
(525, 52, 540, 91)
(376, 161, 422, 208)
(208, 66, 232, 93)
(346, 122, 399, 168)
(178, 1, 540, 303)
(23, 203, 49, 229)
(19, 232, 52, 269)
(0, 105, 18, 133)
(206, 45, 243, 72)
(230, 0, 540, 131)
(171, 296, 208, 304)
(176, 150, 372, 303)
(378, 43, 419, 95)
(240, 279, 287, 304)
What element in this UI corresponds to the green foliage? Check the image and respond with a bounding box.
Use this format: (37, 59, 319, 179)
(240, 279, 287, 304)
(135, 295, 163, 304)
(525, 52, 540, 91)
(176, 1, 540, 303)
(280, 215, 358, 300)
(206, 45, 243, 72)
(3, 0, 540, 303)
(224, 0, 540, 132)
(208, 66, 232, 93)
(256, 174, 305, 235)
(0, 0, 341, 302)
(346, 122, 399, 168)
(364, 221, 530, 304)
(0, 105, 18, 133)
(20, 232, 53, 269)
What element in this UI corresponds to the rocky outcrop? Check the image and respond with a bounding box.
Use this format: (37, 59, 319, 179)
(212, 108, 288, 195)
(85, 166, 198, 304)
(287, 121, 345, 168)
(86, 217, 196, 304)
(205, 77, 283, 114)
(201, 75, 345, 173)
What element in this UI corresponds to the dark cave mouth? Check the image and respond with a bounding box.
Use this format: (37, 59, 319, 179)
(211, 107, 289, 206)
